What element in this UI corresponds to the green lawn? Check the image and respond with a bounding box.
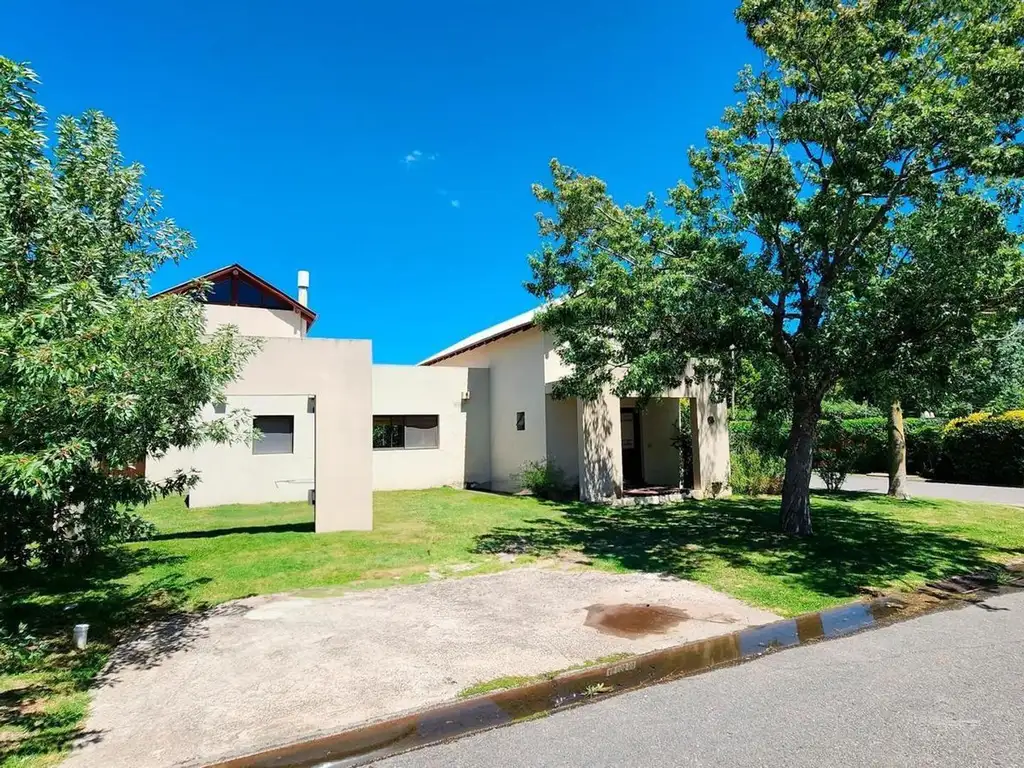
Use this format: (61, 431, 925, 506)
(2, 488, 1023, 767)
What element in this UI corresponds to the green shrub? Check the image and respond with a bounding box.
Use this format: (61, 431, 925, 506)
(0, 622, 51, 675)
(935, 411, 1024, 486)
(839, 417, 888, 473)
(731, 415, 949, 479)
(814, 416, 860, 490)
(731, 445, 785, 495)
(730, 413, 789, 458)
(906, 419, 945, 477)
(513, 460, 569, 500)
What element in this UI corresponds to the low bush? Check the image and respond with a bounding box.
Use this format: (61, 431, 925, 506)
(513, 460, 569, 500)
(815, 416, 859, 491)
(731, 444, 785, 495)
(0, 622, 52, 675)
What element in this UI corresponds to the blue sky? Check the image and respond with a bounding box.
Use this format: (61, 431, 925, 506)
(4, 1, 758, 362)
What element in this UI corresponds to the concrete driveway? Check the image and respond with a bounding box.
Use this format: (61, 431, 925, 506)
(811, 473, 1024, 506)
(63, 568, 777, 768)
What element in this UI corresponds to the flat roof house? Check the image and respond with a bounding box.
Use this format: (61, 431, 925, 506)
(146, 265, 730, 532)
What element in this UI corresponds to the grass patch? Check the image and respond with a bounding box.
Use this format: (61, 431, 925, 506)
(125, 489, 561, 607)
(1, 487, 1022, 766)
(476, 491, 1024, 616)
(458, 653, 634, 698)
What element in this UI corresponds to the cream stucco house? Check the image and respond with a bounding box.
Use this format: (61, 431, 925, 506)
(146, 265, 730, 532)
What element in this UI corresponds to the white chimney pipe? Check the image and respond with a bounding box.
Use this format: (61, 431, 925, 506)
(297, 270, 310, 307)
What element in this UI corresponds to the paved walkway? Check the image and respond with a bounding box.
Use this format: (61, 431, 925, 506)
(64, 568, 776, 768)
(811, 473, 1024, 506)
(378, 591, 1024, 768)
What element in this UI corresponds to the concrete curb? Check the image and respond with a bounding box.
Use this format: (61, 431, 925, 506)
(205, 571, 1023, 768)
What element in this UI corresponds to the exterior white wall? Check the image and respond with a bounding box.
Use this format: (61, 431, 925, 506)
(431, 327, 547, 492)
(146, 337, 373, 532)
(203, 304, 306, 338)
(577, 385, 623, 500)
(371, 365, 490, 491)
(542, 331, 573, 385)
(147, 395, 314, 507)
(691, 389, 731, 497)
(545, 395, 579, 485)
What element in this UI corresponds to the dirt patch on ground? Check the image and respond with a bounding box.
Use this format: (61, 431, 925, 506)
(63, 568, 777, 768)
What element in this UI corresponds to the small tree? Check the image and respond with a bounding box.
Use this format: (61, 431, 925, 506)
(527, 0, 1024, 535)
(814, 415, 859, 491)
(0, 60, 256, 566)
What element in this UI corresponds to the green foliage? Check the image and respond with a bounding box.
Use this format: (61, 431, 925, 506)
(939, 411, 1024, 485)
(527, 0, 1024, 533)
(814, 416, 859, 491)
(672, 400, 695, 489)
(731, 444, 785, 495)
(941, 323, 1024, 414)
(821, 400, 884, 420)
(733, 416, 949, 478)
(839, 418, 889, 473)
(513, 460, 569, 500)
(0, 622, 49, 675)
(907, 420, 945, 477)
(0, 59, 256, 567)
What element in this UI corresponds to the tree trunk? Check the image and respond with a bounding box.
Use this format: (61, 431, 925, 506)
(888, 399, 910, 499)
(780, 395, 822, 536)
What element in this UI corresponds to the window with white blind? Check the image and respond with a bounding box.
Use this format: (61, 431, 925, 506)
(373, 415, 439, 450)
(252, 415, 294, 455)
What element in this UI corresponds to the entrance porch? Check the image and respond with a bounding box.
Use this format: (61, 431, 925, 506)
(544, 380, 730, 503)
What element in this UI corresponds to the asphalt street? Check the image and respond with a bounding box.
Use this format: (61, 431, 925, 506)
(810, 473, 1024, 506)
(375, 591, 1024, 768)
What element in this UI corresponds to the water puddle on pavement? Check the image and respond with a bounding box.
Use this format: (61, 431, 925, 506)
(584, 603, 690, 637)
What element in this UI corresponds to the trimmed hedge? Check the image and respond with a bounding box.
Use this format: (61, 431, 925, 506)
(938, 411, 1024, 486)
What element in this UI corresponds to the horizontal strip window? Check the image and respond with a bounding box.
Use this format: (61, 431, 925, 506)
(373, 415, 439, 450)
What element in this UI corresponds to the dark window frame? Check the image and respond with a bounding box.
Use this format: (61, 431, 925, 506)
(204, 274, 293, 311)
(252, 415, 295, 455)
(516, 411, 526, 431)
(373, 415, 440, 450)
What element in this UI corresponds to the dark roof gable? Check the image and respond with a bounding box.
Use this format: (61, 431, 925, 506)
(151, 263, 316, 329)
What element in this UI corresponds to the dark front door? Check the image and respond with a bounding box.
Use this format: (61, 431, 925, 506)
(620, 408, 644, 488)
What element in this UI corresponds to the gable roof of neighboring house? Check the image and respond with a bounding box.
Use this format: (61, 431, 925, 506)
(152, 263, 317, 329)
(420, 306, 542, 366)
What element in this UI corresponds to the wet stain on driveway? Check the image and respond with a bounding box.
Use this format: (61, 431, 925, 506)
(584, 604, 690, 638)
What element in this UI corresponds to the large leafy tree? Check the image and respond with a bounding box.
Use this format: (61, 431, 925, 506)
(528, 0, 1024, 534)
(0, 60, 256, 566)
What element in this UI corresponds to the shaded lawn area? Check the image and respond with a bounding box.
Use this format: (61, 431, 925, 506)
(476, 492, 1024, 616)
(2, 488, 1023, 767)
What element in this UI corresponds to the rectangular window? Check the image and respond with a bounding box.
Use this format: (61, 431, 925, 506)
(373, 415, 439, 450)
(516, 411, 526, 431)
(252, 415, 294, 455)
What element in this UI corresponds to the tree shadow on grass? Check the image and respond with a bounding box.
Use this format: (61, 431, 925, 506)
(0, 547, 211, 763)
(149, 521, 314, 540)
(475, 494, 1023, 602)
